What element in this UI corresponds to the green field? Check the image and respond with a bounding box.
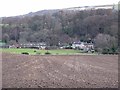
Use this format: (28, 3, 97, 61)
(0, 48, 96, 55)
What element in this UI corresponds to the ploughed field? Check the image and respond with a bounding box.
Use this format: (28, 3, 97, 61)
(2, 53, 118, 88)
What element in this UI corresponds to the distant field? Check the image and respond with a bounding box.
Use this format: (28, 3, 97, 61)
(0, 48, 96, 55)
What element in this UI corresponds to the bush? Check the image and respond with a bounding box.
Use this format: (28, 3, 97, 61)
(102, 48, 118, 55)
(64, 46, 72, 49)
(108, 51, 114, 54)
(45, 51, 51, 55)
(34, 50, 37, 52)
(114, 51, 119, 55)
(102, 48, 109, 54)
(108, 49, 119, 55)
(91, 50, 95, 53)
(21, 52, 29, 55)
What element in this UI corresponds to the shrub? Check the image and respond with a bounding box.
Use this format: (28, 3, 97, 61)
(114, 51, 119, 55)
(101, 48, 119, 55)
(65, 46, 72, 49)
(45, 51, 51, 55)
(21, 52, 29, 55)
(91, 50, 95, 53)
(34, 50, 37, 52)
(102, 48, 109, 54)
(108, 51, 114, 54)
(108, 48, 119, 55)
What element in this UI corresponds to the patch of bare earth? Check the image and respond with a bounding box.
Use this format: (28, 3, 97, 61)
(2, 53, 118, 88)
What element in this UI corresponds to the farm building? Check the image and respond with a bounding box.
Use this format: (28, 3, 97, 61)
(9, 42, 47, 49)
(0, 41, 9, 48)
(19, 42, 46, 49)
(72, 41, 94, 52)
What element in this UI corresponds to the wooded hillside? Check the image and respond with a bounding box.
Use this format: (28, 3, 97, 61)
(2, 8, 118, 53)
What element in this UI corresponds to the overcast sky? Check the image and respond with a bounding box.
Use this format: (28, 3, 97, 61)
(0, 0, 119, 17)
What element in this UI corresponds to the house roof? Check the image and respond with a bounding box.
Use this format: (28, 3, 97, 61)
(73, 41, 81, 44)
(73, 41, 94, 45)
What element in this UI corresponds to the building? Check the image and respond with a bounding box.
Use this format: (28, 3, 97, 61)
(72, 41, 83, 49)
(72, 41, 94, 52)
(0, 41, 9, 48)
(9, 42, 47, 49)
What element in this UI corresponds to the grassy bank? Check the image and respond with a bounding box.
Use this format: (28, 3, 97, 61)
(0, 48, 97, 55)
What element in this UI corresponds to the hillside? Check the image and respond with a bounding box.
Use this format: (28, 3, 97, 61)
(1, 5, 118, 53)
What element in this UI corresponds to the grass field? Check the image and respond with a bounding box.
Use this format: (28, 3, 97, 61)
(0, 48, 97, 55)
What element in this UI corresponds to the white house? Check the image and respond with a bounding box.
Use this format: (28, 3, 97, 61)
(72, 41, 94, 52)
(72, 41, 82, 49)
(18, 42, 47, 49)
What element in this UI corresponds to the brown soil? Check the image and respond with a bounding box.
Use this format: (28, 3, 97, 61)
(2, 53, 118, 88)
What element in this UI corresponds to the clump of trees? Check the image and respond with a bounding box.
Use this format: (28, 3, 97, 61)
(94, 34, 118, 54)
(2, 9, 118, 54)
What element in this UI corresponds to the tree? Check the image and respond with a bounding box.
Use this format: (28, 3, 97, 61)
(2, 33, 9, 43)
(94, 34, 117, 54)
(1, 8, 118, 51)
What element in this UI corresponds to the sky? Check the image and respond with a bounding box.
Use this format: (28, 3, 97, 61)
(0, 0, 119, 17)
